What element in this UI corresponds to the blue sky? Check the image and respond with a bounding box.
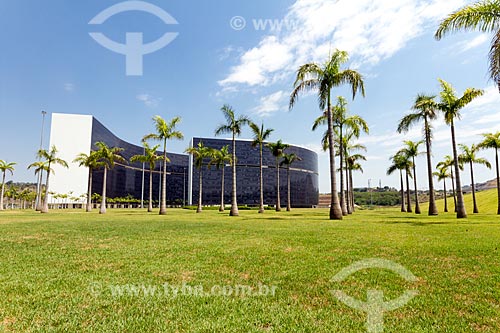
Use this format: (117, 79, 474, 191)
(1, 0, 499, 193)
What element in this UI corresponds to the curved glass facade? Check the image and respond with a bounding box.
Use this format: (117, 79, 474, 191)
(190, 138, 319, 208)
(87, 120, 319, 207)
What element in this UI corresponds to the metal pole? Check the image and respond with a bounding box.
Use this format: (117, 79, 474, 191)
(140, 147, 145, 209)
(35, 111, 47, 210)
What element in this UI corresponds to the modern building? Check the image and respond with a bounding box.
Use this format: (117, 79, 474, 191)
(49, 113, 319, 207)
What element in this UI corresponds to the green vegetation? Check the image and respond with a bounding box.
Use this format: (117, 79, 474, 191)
(0, 192, 499, 332)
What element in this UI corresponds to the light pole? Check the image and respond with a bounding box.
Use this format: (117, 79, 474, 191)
(140, 147, 145, 209)
(35, 110, 47, 210)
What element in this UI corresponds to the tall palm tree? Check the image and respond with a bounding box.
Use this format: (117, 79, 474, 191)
(249, 122, 274, 213)
(143, 116, 184, 215)
(290, 50, 365, 220)
(74, 150, 102, 212)
(398, 94, 439, 215)
(215, 105, 250, 217)
(94, 142, 125, 214)
(387, 152, 409, 213)
(347, 153, 366, 212)
(38, 146, 68, 213)
(434, 166, 451, 213)
(186, 141, 211, 213)
(209, 145, 232, 212)
(437, 79, 484, 218)
(435, 0, 500, 90)
(280, 153, 302, 212)
(326, 97, 369, 215)
(130, 142, 161, 213)
(267, 140, 289, 212)
(0, 160, 16, 211)
(478, 131, 500, 214)
(27, 161, 48, 211)
(459, 144, 491, 213)
(399, 140, 424, 214)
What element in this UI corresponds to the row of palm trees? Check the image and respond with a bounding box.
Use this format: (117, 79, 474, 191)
(393, 78, 500, 218)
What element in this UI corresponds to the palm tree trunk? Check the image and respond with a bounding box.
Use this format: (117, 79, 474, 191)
(346, 155, 352, 214)
(197, 168, 202, 213)
(276, 158, 281, 212)
(35, 171, 43, 211)
(495, 148, 500, 215)
(349, 168, 355, 212)
(160, 139, 167, 215)
(450, 168, 457, 212)
(326, 95, 343, 220)
(406, 171, 412, 213)
(230, 132, 239, 216)
(451, 122, 467, 218)
(400, 170, 406, 212)
(220, 167, 225, 212)
(470, 161, 478, 214)
(259, 144, 264, 213)
(443, 180, 448, 213)
(41, 162, 51, 213)
(148, 168, 153, 212)
(286, 166, 291, 212)
(412, 158, 421, 214)
(339, 127, 347, 216)
(86, 168, 92, 212)
(100, 167, 107, 214)
(425, 117, 438, 215)
(0, 172, 5, 211)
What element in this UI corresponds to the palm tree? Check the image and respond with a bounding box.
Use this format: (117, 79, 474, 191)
(434, 166, 451, 213)
(267, 140, 289, 212)
(347, 153, 366, 212)
(130, 142, 161, 212)
(74, 151, 102, 212)
(437, 79, 484, 218)
(435, 0, 500, 89)
(0, 160, 16, 211)
(398, 94, 439, 215)
(143, 116, 184, 215)
(280, 153, 302, 212)
(185, 141, 211, 213)
(208, 145, 232, 212)
(478, 131, 500, 214)
(399, 140, 424, 214)
(437, 155, 464, 212)
(387, 152, 409, 213)
(215, 105, 250, 216)
(459, 144, 491, 213)
(249, 122, 274, 213)
(290, 50, 365, 220)
(27, 161, 48, 211)
(38, 146, 69, 213)
(94, 142, 125, 214)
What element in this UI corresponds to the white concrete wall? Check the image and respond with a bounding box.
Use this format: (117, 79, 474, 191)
(48, 113, 93, 203)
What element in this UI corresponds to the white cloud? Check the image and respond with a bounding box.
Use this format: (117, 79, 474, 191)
(455, 34, 489, 53)
(252, 90, 288, 117)
(136, 94, 162, 108)
(219, 0, 466, 89)
(64, 83, 75, 92)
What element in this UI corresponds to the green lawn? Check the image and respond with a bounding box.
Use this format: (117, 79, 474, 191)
(0, 192, 499, 332)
